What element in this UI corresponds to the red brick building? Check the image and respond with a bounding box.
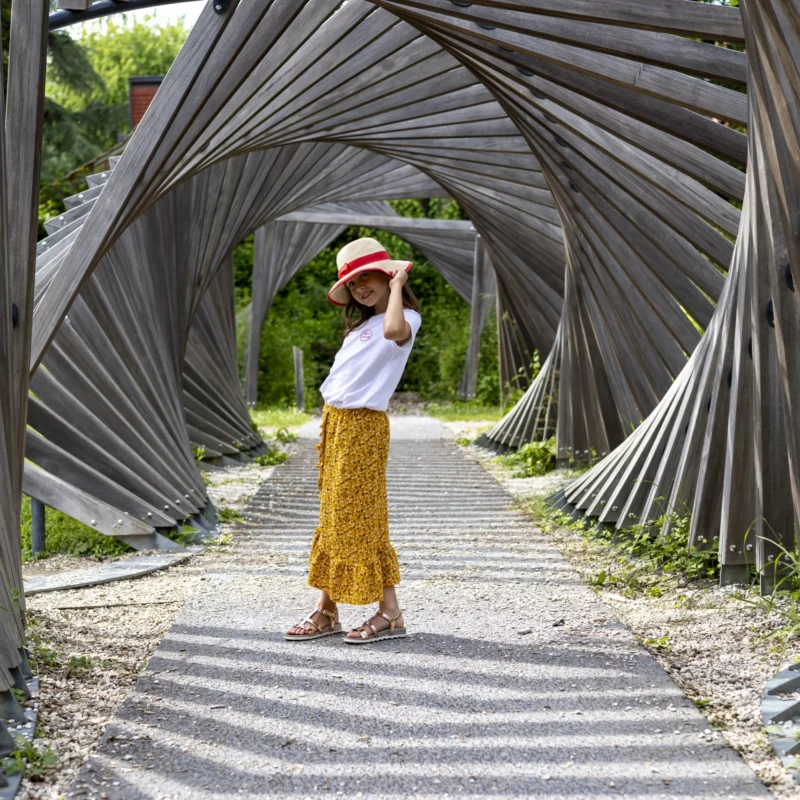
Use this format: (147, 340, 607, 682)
(128, 76, 164, 129)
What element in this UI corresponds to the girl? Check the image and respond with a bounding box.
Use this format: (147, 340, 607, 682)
(285, 237, 421, 644)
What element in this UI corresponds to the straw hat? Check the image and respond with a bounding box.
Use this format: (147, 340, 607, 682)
(327, 237, 413, 306)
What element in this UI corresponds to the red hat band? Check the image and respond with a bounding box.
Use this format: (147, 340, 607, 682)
(338, 250, 391, 279)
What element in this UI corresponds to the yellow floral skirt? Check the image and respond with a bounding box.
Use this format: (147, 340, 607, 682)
(308, 404, 400, 605)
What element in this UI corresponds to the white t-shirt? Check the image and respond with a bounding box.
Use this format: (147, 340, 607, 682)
(320, 309, 422, 412)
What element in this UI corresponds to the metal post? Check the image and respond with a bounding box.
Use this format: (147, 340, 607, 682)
(30, 498, 45, 556)
(293, 346, 305, 410)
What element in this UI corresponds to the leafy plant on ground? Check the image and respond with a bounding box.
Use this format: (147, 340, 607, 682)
(217, 507, 244, 525)
(25, 618, 59, 671)
(67, 654, 95, 670)
(638, 635, 672, 653)
(496, 438, 557, 477)
(192, 444, 206, 462)
(255, 450, 289, 467)
(520, 495, 719, 594)
(2, 736, 59, 780)
(274, 426, 298, 443)
(167, 525, 200, 548)
(590, 569, 608, 587)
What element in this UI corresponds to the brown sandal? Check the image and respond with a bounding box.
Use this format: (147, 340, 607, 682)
(344, 610, 407, 645)
(284, 607, 342, 641)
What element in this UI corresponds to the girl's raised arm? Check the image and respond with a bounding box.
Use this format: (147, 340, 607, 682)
(384, 270, 412, 345)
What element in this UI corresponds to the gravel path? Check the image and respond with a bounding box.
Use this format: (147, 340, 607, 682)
(68, 416, 770, 799)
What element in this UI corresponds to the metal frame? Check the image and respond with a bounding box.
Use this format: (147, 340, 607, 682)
(49, 0, 200, 31)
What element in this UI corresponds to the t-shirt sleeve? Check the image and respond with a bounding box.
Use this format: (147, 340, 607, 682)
(388, 309, 421, 352)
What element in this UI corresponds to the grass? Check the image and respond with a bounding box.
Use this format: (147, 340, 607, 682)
(20, 497, 132, 562)
(249, 406, 312, 433)
(424, 400, 504, 422)
(733, 538, 800, 647)
(520, 495, 719, 595)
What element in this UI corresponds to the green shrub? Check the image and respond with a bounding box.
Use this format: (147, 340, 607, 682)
(497, 438, 557, 477)
(520, 495, 719, 593)
(255, 450, 288, 466)
(2, 737, 58, 779)
(217, 507, 243, 524)
(275, 426, 298, 443)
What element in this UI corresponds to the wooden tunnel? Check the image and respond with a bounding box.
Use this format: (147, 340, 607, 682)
(0, 0, 797, 763)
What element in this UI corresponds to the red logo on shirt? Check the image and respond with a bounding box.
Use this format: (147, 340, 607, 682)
(360, 330, 373, 342)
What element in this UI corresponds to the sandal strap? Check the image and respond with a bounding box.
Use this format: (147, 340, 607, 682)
(300, 616, 321, 633)
(352, 609, 403, 639)
(297, 607, 337, 635)
(376, 609, 403, 632)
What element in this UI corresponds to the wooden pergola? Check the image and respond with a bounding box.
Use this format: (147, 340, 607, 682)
(0, 0, 796, 770)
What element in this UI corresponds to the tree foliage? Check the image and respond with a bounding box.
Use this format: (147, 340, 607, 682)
(39, 13, 189, 222)
(47, 15, 189, 114)
(239, 200, 500, 408)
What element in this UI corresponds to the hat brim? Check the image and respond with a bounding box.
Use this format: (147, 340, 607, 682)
(327, 260, 413, 306)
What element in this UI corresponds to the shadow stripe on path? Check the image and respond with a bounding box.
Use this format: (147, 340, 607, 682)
(68, 415, 770, 799)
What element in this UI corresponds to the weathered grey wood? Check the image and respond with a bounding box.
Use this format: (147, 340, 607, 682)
(278, 212, 475, 232)
(459, 235, 494, 400)
(293, 347, 305, 411)
(541, 0, 800, 591)
(30, 143, 480, 550)
(26, 0, 800, 591)
(23, 464, 156, 541)
(0, 0, 51, 691)
(391, 0, 747, 83)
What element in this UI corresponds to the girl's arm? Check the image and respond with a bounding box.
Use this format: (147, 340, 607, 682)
(384, 270, 412, 344)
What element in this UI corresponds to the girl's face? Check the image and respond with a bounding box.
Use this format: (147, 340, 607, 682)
(347, 270, 390, 307)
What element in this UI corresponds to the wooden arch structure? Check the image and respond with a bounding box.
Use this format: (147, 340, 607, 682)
(0, 0, 795, 769)
(244, 203, 488, 407)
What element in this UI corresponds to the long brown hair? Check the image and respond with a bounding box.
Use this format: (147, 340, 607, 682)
(344, 283, 421, 335)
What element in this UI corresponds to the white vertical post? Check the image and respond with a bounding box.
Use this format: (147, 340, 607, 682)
(293, 346, 305, 410)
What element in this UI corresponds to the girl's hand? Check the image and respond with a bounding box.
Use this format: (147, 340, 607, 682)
(389, 267, 408, 290)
